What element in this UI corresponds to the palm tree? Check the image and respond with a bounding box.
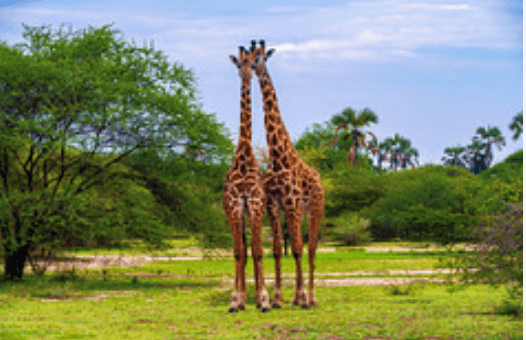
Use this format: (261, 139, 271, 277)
(329, 107, 378, 167)
(388, 134, 402, 170)
(442, 146, 466, 168)
(369, 138, 393, 173)
(476, 125, 505, 165)
(387, 134, 418, 170)
(398, 138, 419, 169)
(463, 138, 487, 174)
(509, 111, 523, 141)
(463, 125, 505, 174)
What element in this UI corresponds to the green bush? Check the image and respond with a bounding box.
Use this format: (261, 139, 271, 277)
(366, 165, 477, 243)
(325, 167, 386, 217)
(329, 212, 372, 246)
(479, 149, 522, 184)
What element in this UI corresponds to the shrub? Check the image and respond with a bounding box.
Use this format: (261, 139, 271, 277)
(367, 165, 476, 243)
(478, 149, 522, 184)
(325, 167, 386, 217)
(329, 212, 372, 246)
(444, 202, 523, 315)
(468, 203, 522, 287)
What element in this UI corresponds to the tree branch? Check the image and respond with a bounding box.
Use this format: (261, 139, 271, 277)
(73, 144, 141, 196)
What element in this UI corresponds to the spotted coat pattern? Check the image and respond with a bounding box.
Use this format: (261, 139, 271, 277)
(253, 40, 325, 308)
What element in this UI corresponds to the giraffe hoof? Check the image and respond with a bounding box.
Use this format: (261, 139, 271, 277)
(261, 307, 271, 313)
(271, 301, 282, 309)
(301, 303, 310, 309)
(228, 307, 238, 313)
(292, 300, 299, 306)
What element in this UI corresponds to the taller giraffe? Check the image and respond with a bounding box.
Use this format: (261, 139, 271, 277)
(252, 40, 324, 308)
(223, 43, 270, 313)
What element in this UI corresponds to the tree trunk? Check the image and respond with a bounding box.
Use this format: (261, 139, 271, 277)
(4, 244, 30, 280)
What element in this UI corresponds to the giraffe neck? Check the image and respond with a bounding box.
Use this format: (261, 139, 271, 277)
(257, 70, 299, 170)
(237, 77, 252, 147)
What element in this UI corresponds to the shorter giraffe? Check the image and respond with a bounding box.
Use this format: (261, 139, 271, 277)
(223, 43, 270, 313)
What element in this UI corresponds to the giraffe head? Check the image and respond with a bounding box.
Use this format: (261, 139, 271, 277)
(252, 39, 275, 78)
(230, 42, 256, 82)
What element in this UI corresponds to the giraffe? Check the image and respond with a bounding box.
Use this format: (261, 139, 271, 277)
(252, 40, 324, 308)
(223, 43, 270, 313)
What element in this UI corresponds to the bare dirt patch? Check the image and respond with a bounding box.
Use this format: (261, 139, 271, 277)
(28, 251, 456, 287)
(227, 277, 443, 287)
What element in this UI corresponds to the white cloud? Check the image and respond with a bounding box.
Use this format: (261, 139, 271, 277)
(0, 0, 517, 71)
(267, 0, 515, 67)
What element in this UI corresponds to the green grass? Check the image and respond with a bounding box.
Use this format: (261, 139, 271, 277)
(0, 276, 521, 340)
(0, 245, 521, 339)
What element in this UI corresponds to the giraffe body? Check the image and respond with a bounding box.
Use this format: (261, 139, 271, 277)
(253, 40, 324, 308)
(223, 44, 270, 313)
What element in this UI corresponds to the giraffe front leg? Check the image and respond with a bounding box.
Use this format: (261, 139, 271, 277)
(228, 214, 246, 312)
(229, 252, 244, 312)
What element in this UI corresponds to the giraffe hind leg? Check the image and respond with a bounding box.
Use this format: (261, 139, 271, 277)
(249, 201, 270, 313)
(267, 197, 283, 309)
(286, 206, 307, 308)
(307, 207, 322, 308)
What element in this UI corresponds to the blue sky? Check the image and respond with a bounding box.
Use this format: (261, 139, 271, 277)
(0, 0, 523, 165)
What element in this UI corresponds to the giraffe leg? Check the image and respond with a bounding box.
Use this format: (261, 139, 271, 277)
(227, 208, 245, 312)
(250, 202, 270, 313)
(267, 196, 282, 309)
(239, 219, 247, 311)
(307, 207, 322, 308)
(286, 206, 307, 308)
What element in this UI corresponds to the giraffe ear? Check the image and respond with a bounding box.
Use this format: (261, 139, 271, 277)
(265, 49, 275, 60)
(230, 55, 239, 68)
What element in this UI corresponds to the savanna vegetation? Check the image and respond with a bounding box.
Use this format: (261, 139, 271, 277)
(0, 23, 522, 339)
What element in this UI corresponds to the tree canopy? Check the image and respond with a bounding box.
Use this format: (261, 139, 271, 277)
(0, 24, 233, 279)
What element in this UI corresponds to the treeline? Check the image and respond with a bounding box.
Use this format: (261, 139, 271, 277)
(294, 108, 523, 245)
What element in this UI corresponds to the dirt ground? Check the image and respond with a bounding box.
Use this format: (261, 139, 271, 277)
(29, 247, 455, 287)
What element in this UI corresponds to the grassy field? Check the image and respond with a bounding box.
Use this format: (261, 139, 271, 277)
(0, 244, 522, 340)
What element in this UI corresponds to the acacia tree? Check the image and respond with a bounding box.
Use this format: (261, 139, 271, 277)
(0, 24, 231, 280)
(329, 107, 378, 167)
